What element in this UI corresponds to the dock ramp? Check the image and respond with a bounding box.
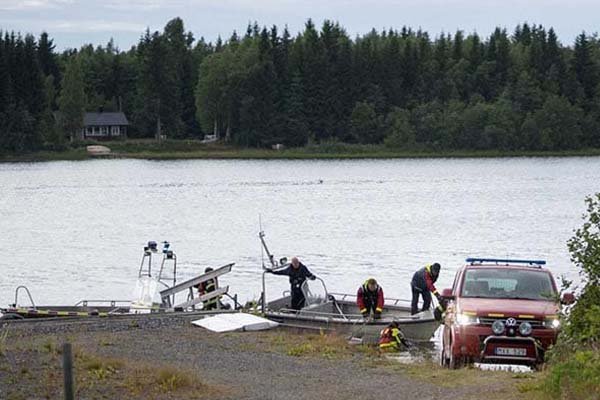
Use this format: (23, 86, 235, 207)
(159, 263, 234, 310)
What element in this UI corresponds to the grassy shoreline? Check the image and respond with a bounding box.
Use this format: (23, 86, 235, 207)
(2, 141, 600, 162)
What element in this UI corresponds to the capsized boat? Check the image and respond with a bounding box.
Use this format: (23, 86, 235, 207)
(258, 230, 440, 342)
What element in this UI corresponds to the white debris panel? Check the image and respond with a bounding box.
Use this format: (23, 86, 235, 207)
(474, 363, 533, 373)
(192, 313, 279, 333)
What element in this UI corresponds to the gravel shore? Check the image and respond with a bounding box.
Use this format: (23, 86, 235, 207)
(0, 314, 529, 400)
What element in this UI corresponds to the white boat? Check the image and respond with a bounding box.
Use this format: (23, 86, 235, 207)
(86, 145, 111, 157)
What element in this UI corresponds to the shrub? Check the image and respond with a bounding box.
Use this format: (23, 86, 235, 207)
(537, 193, 600, 399)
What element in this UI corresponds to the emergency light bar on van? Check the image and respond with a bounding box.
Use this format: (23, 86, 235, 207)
(465, 258, 546, 266)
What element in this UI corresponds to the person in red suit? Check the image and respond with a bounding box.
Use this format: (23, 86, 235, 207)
(357, 278, 384, 319)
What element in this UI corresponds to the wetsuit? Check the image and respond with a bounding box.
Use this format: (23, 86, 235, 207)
(271, 263, 315, 310)
(410, 265, 439, 315)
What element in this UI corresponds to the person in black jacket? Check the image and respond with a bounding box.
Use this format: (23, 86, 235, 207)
(410, 263, 442, 315)
(267, 256, 316, 310)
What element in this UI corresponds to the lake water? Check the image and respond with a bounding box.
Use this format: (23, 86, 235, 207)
(1, 157, 599, 307)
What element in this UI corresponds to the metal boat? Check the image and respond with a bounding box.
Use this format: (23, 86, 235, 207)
(258, 230, 440, 342)
(1, 241, 237, 320)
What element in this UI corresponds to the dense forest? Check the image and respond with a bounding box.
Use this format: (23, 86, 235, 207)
(1, 18, 600, 154)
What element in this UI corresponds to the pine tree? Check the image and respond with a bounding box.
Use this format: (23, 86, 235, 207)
(40, 75, 64, 148)
(279, 74, 308, 146)
(164, 17, 197, 137)
(572, 33, 599, 107)
(58, 57, 86, 141)
(135, 30, 181, 138)
(38, 32, 60, 82)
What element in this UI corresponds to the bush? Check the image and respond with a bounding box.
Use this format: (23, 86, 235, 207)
(565, 193, 600, 346)
(543, 350, 600, 399)
(537, 193, 600, 399)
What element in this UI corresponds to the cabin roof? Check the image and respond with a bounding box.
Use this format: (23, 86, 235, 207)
(84, 112, 129, 126)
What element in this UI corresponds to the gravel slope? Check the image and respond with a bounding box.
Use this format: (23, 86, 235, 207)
(0, 314, 525, 400)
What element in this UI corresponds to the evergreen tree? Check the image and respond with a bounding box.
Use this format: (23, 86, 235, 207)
(572, 33, 599, 108)
(2, 21, 600, 153)
(38, 32, 60, 83)
(57, 56, 86, 141)
(135, 30, 182, 138)
(40, 75, 63, 148)
(21, 34, 45, 149)
(278, 74, 309, 146)
(164, 18, 197, 137)
(0, 102, 35, 153)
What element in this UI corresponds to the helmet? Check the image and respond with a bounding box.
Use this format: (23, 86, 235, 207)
(431, 263, 441, 277)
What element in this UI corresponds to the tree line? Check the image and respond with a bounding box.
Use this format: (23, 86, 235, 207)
(1, 18, 600, 154)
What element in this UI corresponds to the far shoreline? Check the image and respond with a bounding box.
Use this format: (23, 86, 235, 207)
(2, 141, 600, 163)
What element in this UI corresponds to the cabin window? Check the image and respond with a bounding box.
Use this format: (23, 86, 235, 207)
(100, 126, 108, 135)
(111, 126, 120, 136)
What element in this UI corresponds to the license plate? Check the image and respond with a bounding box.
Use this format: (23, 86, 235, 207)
(495, 347, 527, 356)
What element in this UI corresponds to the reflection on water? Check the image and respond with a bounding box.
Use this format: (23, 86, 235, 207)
(1, 157, 599, 306)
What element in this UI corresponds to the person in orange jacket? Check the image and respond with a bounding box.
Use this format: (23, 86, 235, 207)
(357, 278, 384, 319)
(379, 321, 408, 351)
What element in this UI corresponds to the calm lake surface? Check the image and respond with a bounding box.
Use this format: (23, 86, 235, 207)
(1, 157, 599, 307)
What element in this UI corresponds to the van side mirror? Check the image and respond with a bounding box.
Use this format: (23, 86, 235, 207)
(441, 288, 454, 300)
(561, 292, 575, 305)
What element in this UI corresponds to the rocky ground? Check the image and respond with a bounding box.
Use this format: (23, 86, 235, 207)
(0, 313, 540, 400)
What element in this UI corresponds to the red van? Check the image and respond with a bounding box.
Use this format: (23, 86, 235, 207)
(440, 258, 574, 368)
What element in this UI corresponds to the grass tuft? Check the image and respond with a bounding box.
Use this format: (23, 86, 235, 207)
(156, 367, 193, 392)
(0, 324, 8, 357)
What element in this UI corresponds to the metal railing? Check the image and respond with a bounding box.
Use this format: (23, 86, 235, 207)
(14, 286, 36, 309)
(74, 300, 131, 307)
(328, 292, 412, 306)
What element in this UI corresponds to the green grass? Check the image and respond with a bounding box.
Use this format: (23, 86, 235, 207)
(531, 349, 600, 400)
(375, 358, 541, 400)
(0, 324, 8, 356)
(0, 148, 88, 162)
(3, 139, 600, 162)
(254, 330, 364, 359)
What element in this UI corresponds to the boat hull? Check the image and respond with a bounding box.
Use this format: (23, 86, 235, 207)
(265, 296, 440, 342)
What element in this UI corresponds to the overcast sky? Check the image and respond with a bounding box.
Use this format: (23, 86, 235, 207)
(0, 0, 598, 50)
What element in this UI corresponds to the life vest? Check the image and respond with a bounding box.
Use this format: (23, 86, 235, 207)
(411, 265, 439, 294)
(357, 280, 384, 314)
(198, 278, 219, 306)
(379, 326, 403, 351)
